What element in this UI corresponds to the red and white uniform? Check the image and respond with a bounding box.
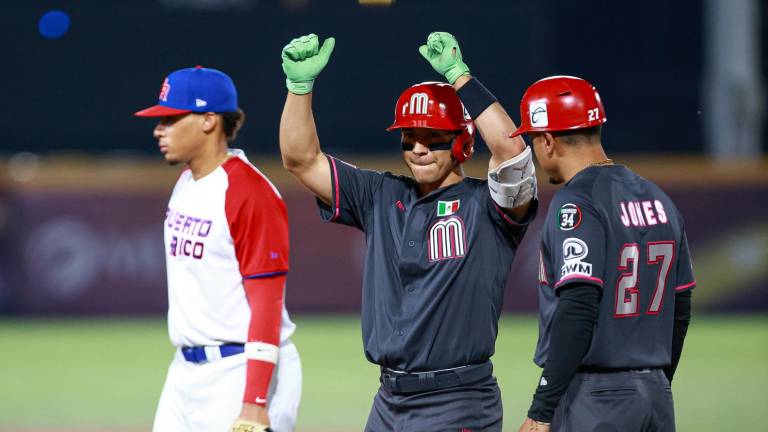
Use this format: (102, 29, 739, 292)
(153, 149, 301, 432)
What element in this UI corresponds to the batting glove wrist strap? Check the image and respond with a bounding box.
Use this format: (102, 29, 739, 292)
(456, 77, 498, 119)
(285, 78, 314, 95)
(281, 34, 336, 95)
(419, 31, 470, 84)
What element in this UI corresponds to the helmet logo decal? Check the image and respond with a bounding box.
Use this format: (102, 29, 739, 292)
(408, 92, 430, 115)
(159, 77, 171, 102)
(530, 101, 548, 127)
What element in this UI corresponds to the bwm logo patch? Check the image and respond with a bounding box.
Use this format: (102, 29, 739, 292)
(558, 203, 582, 231)
(560, 237, 592, 278)
(529, 101, 548, 127)
(428, 216, 466, 262)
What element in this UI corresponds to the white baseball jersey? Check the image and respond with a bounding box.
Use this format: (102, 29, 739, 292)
(163, 149, 295, 348)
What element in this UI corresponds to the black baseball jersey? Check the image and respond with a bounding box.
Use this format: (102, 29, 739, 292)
(534, 165, 695, 369)
(317, 156, 536, 372)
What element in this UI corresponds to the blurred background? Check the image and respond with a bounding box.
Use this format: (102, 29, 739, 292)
(0, 0, 766, 431)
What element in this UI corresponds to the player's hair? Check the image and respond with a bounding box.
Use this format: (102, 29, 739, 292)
(221, 108, 246, 141)
(553, 125, 601, 145)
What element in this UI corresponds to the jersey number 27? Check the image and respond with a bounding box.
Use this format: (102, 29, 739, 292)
(614, 241, 674, 317)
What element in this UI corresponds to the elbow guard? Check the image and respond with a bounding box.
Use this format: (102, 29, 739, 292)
(488, 146, 537, 209)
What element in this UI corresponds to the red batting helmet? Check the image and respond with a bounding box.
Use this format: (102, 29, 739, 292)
(510, 75, 606, 138)
(387, 82, 475, 163)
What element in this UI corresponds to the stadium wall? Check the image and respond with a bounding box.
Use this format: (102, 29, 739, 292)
(1, 156, 766, 315)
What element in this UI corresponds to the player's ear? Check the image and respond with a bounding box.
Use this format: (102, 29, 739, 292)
(542, 132, 557, 157)
(201, 112, 219, 134)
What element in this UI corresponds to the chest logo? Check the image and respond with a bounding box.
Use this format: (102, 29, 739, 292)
(166, 207, 212, 260)
(428, 216, 466, 262)
(437, 199, 460, 217)
(558, 203, 582, 231)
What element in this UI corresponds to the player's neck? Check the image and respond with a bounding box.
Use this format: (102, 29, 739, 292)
(560, 145, 611, 183)
(188, 138, 231, 180)
(417, 167, 464, 197)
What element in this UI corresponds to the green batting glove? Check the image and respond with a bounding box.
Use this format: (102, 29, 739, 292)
(418, 32, 470, 85)
(281, 34, 336, 95)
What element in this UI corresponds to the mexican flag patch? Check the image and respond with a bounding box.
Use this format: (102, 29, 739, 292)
(437, 200, 460, 217)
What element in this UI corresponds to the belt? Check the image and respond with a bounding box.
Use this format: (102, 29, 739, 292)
(577, 366, 659, 374)
(181, 343, 244, 363)
(380, 360, 493, 394)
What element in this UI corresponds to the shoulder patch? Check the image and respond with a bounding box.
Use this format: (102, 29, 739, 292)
(557, 203, 582, 231)
(560, 237, 592, 278)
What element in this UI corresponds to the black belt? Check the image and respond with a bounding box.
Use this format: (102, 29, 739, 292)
(380, 360, 493, 394)
(577, 366, 660, 374)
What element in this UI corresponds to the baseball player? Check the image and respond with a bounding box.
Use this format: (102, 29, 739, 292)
(134, 66, 301, 432)
(278, 32, 537, 431)
(512, 76, 695, 432)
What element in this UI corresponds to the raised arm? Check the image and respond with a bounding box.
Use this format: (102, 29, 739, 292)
(279, 34, 336, 205)
(418, 32, 526, 170)
(454, 75, 526, 170)
(420, 32, 536, 220)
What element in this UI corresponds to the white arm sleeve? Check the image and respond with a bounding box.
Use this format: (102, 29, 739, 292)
(487, 146, 538, 209)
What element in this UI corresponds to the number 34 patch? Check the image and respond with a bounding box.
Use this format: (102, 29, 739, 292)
(557, 203, 582, 231)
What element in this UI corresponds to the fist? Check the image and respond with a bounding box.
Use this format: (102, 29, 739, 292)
(518, 417, 551, 432)
(418, 31, 470, 84)
(281, 33, 336, 94)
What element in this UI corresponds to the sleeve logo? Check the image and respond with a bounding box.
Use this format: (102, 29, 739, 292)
(560, 237, 592, 278)
(557, 203, 582, 231)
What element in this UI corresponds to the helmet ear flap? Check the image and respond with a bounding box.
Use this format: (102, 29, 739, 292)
(451, 122, 475, 163)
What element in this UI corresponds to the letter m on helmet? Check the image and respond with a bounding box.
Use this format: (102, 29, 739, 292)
(408, 93, 430, 115)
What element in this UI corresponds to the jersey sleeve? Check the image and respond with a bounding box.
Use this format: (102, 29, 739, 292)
(674, 232, 696, 292)
(482, 185, 538, 245)
(545, 200, 606, 291)
(316, 155, 385, 230)
(225, 171, 289, 278)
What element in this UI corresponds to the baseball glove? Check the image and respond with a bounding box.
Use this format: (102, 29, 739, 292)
(231, 419, 273, 432)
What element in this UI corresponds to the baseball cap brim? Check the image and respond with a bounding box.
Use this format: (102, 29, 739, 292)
(134, 105, 192, 117)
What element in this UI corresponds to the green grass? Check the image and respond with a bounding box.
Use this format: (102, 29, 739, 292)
(0, 315, 765, 431)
